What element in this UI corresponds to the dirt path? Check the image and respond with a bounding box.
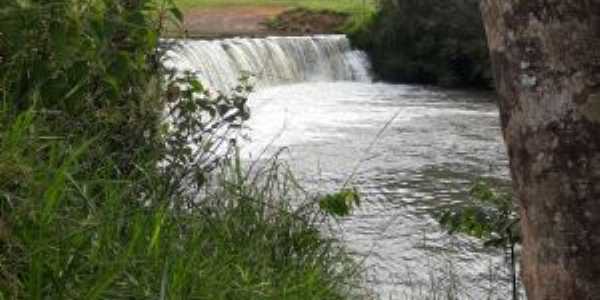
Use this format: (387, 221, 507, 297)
(177, 6, 289, 38)
(165, 6, 349, 39)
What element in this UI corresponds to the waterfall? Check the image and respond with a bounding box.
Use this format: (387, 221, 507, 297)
(163, 35, 371, 92)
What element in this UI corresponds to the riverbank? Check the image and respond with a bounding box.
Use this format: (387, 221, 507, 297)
(167, 6, 287, 38)
(168, 0, 375, 38)
(166, 6, 350, 38)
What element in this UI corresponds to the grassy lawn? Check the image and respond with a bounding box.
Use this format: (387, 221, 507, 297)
(175, 0, 377, 16)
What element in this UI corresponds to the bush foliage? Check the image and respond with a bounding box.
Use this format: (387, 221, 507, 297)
(352, 0, 492, 88)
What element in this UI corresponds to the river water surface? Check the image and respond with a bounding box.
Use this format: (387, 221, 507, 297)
(167, 35, 519, 299)
(244, 82, 515, 299)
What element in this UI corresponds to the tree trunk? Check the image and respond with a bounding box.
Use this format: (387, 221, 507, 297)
(479, 1, 600, 299)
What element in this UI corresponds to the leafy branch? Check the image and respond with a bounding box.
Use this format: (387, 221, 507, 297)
(437, 180, 521, 300)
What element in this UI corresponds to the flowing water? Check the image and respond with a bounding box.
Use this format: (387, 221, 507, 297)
(164, 35, 370, 91)
(166, 35, 520, 299)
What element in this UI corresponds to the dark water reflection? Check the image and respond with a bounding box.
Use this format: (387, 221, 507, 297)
(242, 82, 520, 299)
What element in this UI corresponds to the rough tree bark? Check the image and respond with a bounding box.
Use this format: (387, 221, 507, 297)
(479, 1, 600, 299)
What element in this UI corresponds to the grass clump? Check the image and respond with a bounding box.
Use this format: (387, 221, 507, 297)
(0, 0, 364, 299)
(0, 119, 362, 298)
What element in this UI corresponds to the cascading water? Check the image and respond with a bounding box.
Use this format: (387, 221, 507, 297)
(163, 35, 371, 92)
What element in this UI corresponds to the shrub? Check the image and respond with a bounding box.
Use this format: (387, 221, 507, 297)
(351, 0, 493, 88)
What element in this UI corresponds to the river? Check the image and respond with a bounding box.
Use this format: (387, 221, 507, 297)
(166, 35, 520, 299)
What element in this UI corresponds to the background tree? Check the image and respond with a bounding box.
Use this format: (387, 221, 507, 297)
(479, 1, 600, 299)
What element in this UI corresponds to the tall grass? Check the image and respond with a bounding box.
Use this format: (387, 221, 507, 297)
(0, 0, 364, 299)
(0, 114, 363, 298)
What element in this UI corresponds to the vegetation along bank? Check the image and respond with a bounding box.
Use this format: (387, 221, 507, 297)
(350, 0, 493, 88)
(0, 1, 365, 298)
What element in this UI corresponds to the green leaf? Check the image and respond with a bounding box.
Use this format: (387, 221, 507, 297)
(189, 79, 202, 91)
(319, 189, 360, 217)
